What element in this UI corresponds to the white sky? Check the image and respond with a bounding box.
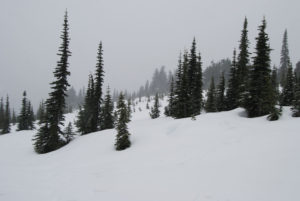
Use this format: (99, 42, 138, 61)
(0, 0, 299, 110)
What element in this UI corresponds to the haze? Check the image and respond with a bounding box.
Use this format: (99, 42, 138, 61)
(0, 0, 299, 110)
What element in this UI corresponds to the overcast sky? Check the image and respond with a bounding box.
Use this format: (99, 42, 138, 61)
(0, 0, 299, 111)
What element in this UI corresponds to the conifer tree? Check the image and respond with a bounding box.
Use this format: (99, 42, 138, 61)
(150, 93, 160, 119)
(245, 18, 274, 117)
(205, 77, 217, 112)
(281, 64, 295, 106)
(18, 91, 29, 131)
(36, 101, 45, 124)
(0, 98, 4, 130)
(2, 96, 11, 134)
(188, 38, 203, 116)
(33, 11, 71, 154)
(94, 42, 105, 130)
(279, 29, 291, 86)
(291, 77, 300, 117)
(226, 49, 239, 110)
(100, 86, 114, 130)
(64, 122, 75, 143)
(126, 98, 132, 123)
(271, 66, 279, 102)
(236, 17, 250, 106)
(11, 109, 17, 125)
(167, 76, 175, 116)
(115, 92, 131, 151)
(76, 74, 95, 135)
(27, 101, 35, 130)
(216, 72, 226, 111)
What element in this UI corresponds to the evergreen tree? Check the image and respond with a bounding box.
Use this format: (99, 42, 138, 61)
(2, 96, 11, 134)
(245, 18, 274, 117)
(76, 74, 96, 135)
(226, 49, 239, 110)
(11, 109, 17, 125)
(126, 98, 132, 123)
(94, 42, 105, 130)
(205, 77, 217, 112)
(216, 72, 226, 111)
(36, 101, 45, 124)
(100, 86, 114, 130)
(64, 122, 75, 143)
(18, 91, 29, 131)
(167, 76, 175, 116)
(0, 98, 4, 130)
(271, 66, 279, 102)
(33, 11, 71, 154)
(27, 101, 35, 130)
(291, 77, 300, 117)
(279, 29, 291, 86)
(150, 93, 160, 119)
(281, 64, 295, 106)
(188, 38, 203, 116)
(236, 17, 250, 106)
(115, 93, 131, 151)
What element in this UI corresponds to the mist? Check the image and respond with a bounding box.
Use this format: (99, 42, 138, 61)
(0, 0, 299, 111)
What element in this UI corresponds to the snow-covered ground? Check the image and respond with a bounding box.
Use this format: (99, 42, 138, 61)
(0, 97, 299, 201)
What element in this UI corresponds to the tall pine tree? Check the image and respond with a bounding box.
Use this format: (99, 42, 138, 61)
(245, 18, 274, 117)
(94, 42, 105, 130)
(205, 77, 217, 112)
(115, 92, 131, 151)
(0, 98, 4, 130)
(100, 86, 114, 130)
(2, 96, 11, 134)
(279, 29, 291, 87)
(226, 49, 239, 110)
(33, 11, 71, 154)
(216, 72, 226, 111)
(150, 93, 160, 119)
(236, 17, 250, 107)
(280, 64, 295, 106)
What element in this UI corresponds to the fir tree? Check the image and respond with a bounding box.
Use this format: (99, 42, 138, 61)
(216, 72, 226, 111)
(76, 74, 96, 135)
(280, 64, 295, 106)
(18, 91, 29, 131)
(271, 66, 279, 103)
(0, 98, 4, 130)
(236, 17, 250, 107)
(11, 109, 17, 125)
(64, 122, 75, 143)
(100, 86, 114, 130)
(226, 49, 239, 110)
(205, 77, 217, 112)
(33, 11, 71, 154)
(245, 18, 274, 117)
(167, 76, 175, 116)
(279, 29, 290, 87)
(36, 101, 45, 124)
(189, 38, 203, 116)
(2, 96, 11, 134)
(150, 93, 160, 119)
(94, 42, 105, 130)
(115, 93, 131, 151)
(126, 98, 132, 123)
(291, 77, 300, 117)
(27, 101, 35, 130)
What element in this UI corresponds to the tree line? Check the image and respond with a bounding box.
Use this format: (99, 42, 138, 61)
(166, 17, 300, 120)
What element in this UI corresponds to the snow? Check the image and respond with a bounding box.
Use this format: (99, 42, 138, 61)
(0, 97, 300, 201)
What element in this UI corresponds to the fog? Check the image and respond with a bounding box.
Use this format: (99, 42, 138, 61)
(0, 0, 299, 110)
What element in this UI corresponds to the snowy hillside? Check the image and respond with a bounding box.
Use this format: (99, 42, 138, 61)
(0, 97, 299, 201)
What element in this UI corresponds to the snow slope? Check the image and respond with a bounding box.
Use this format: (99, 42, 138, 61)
(0, 97, 299, 201)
